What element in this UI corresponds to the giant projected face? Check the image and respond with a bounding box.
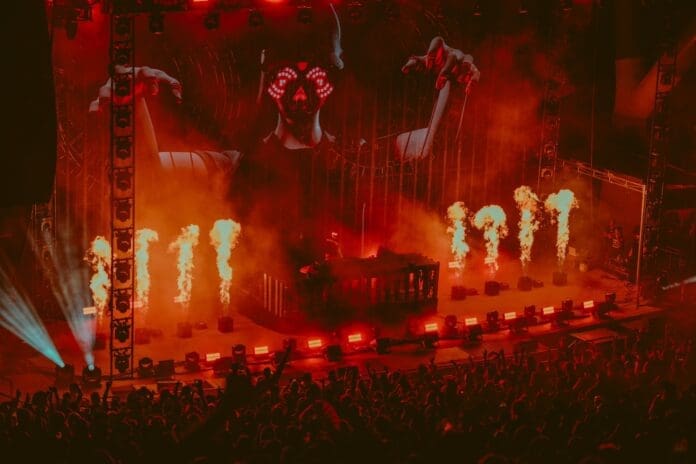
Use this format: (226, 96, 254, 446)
(267, 63, 334, 148)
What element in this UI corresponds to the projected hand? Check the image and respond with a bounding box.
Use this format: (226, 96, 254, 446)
(89, 66, 182, 112)
(402, 37, 480, 91)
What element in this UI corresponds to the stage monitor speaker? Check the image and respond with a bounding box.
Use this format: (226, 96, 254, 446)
(552, 272, 568, 286)
(484, 281, 501, 296)
(155, 360, 175, 378)
(2, 3, 56, 206)
(325, 344, 342, 362)
(177, 322, 193, 338)
(517, 276, 533, 291)
(213, 357, 233, 377)
(217, 316, 234, 333)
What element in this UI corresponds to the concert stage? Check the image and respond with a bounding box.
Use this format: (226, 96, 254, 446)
(0, 263, 666, 397)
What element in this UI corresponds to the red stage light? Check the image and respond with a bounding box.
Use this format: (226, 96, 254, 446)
(254, 346, 269, 356)
(205, 352, 221, 362)
(504, 311, 517, 321)
(465, 317, 478, 326)
(542, 306, 555, 316)
(307, 338, 323, 349)
(424, 322, 439, 333)
(347, 333, 363, 343)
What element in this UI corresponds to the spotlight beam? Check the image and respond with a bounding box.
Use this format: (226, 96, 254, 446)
(0, 265, 64, 367)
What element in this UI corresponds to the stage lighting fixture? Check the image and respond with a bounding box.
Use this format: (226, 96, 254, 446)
(472, 1, 482, 16)
(114, 320, 131, 343)
(421, 332, 438, 349)
(297, 5, 312, 24)
(605, 292, 616, 305)
(465, 317, 478, 327)
(155, 359, 175, 378)
(82, 306, 97, 317)
(347, 1, 365, 22)
(149, 12, 165, 34)
(518, 0, 528, 14)
(138, 357, 155, 378)
(248, 9, 264, 27)
(254, 345, 270, 356)
(115, 17, 131, 36)
(55, 364, 75, 388)
(114, 107, 132, 128)
(347, 332, 363, 344)
(561, 299, 573, 313)
(383, 0, 400, 20)
(467, 324, 484, 342)
(542, 306, 555, 316)
(204, 11, 220, 30)
(115, 229, 133, 252)
(504, 311, 517, 322)
(206, 352, 221, 362)
(115, 200, 132, 222)
(114, 169, 133, 191)
(114, 289, 131, 313)
(114, 137, 132, 161)
(486, 311, 500, 331)
(82, 365, 102, 388)
(233, 344, 247, 365)
(424, 322, 439, 333)
(524, 305, 536, 322)
(185, 352, 201, 371)
(583, 300, 595, 311)
(114, 260, 131, 284)
(307, 338, 323, 350)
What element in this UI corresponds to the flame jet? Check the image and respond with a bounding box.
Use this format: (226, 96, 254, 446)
(168, 225, 200, 310)
(84, 236, 111, 320)
(135, 229, 159, 311)
(473, 205, 508, 275)
(544, 189, 579, 268)
(446, 201, 470, 275)
(209, 219, 242, 313)
(514, 186, 541, 273)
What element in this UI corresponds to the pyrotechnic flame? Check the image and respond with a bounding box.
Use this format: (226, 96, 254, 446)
(135, 229, 159, 310)
(168, 225, 200, 309)
(84, 236, 111, 319)
(514, 186, 540, 272)
(446, 201, 470, 273)
(544, 189, 579, 267)
(473, 205, 508, 274)
(209, 219, 242, 310)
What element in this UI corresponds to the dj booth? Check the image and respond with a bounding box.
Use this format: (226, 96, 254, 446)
(250, 249, 440, 327)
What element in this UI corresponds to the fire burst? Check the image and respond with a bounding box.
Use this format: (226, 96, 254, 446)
(135, 229, 159, 310)
(514, 186, 540, 272)
(168, 225, 200, 309)
(84, 236, 111, 319)
(209, 219, 242, 311)
(544, 189, 579, 267)
(446, 201, 470, 274)
(473, 205, 508, 274)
